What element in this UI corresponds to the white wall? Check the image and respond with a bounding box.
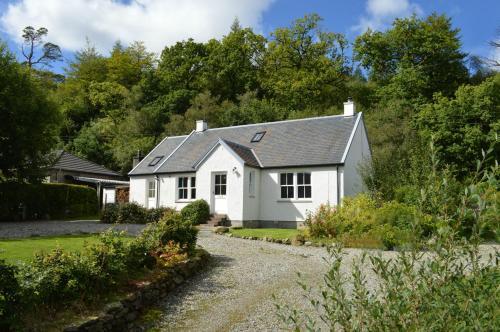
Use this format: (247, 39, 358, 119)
(102, 188, 116, 204)
(196, 144, 244, 221)
(129, 176, 148, 207)
(343, 117, 371, 197)
(259, 166, 339, 223)
(242, 166, 261, 221)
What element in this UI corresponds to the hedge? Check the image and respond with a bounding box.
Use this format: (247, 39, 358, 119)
(0, 182, 98, 221)
(100, 203, 175, 224)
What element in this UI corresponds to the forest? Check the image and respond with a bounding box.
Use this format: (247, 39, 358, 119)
(0, 13, 498, 206)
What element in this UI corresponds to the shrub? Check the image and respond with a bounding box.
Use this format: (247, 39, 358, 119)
(139, 212, 199, 252)
(0, 260, 22, 330)
(117, 202, 147, 224)
(146, 207, 176, 224)
(276, 241, 500, 331)
(100, 203, 120, 224)
(0, 182, 97, 221)
(180, 199, 210, 225)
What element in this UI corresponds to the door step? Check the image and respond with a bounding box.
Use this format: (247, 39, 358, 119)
(207, 214, 229, 227)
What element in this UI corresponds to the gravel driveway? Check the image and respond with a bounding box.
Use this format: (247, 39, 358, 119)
(144, 227, 334, 331)
(0, 220, 146, 238)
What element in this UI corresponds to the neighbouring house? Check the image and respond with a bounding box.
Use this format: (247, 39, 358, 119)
(47, 150, 129, 207)
(129, 99, 371, 228)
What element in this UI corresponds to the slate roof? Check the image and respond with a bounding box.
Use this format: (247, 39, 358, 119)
(51, 150, 121, 177)
(129, 113, 361, 176)
(221, 139, 261, 168)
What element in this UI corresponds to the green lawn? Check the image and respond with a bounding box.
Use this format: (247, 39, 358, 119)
(229, 228, 299, 240)
(0, 234, 128, 264)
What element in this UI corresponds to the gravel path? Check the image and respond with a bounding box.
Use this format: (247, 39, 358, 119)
(145, 227, 335, 331)
(0, 220, 146, 238)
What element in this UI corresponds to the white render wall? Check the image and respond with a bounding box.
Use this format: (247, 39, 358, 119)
(258, 166, 339, 224)
(195, 144, 244, 221)
(343, 118, 371, 197)
(242, 166, 261, 221)
(129, 177, 148, 206)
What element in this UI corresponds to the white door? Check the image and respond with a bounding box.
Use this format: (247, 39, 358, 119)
(147, 180, 157, 208)
(212, 172, 227, 214)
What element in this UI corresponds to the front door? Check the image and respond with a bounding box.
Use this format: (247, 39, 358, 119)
(212, 172, 227, 214)
(147, 179, 157, 208)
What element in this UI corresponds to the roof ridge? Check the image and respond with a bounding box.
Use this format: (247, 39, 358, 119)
(204, 113, 348, 132)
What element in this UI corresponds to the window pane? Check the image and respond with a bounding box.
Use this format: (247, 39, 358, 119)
(297, 173, 303, 185)
(288, 187, 294, 198)
(221, 174, 226, 184)
(305, 186, 311, 198)
(281, 187, 287, 198)
(280, 173, 286, 185)
(215, 175, 220, 185)
(191, 177, 196, 187)
(305, 173, 311, 184)
(298, 186, 304, 198)
(178, 178, 182, 187)
(215, 185, 220, 195)
(191, 188, 196, 199)
(221, 185, 226, 195)
(287, 173, 293, 184)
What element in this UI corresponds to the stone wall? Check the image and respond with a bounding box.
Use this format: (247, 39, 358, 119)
(64, 249, 210, 332)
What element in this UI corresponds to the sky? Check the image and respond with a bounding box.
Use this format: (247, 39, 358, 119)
(0, 0, 498, 73)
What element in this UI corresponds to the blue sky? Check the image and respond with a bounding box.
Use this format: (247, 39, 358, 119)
(0, 0, 498, 74)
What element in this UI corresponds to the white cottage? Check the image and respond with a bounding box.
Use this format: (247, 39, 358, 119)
(129, 100, 371, 228)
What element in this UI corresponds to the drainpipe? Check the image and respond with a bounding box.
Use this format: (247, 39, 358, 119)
(336, 166, 340, 206)
(155, 175, 160, 208)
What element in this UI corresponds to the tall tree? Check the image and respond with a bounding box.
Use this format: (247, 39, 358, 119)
(203, 21, 266, 101)
(0, 43, 61, 182)
(21, 26, 62, 68)
(260, 14, 349, 111)
(354, 14, 468, 101)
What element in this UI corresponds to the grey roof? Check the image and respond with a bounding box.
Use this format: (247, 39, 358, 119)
(221, 139, 261, 168)
(129, 113, 361, 176)
(51, 151, 121, 177)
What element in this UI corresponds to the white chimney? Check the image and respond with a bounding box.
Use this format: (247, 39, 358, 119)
(196, 120, 208, 132)
(343, 98, 356, 116)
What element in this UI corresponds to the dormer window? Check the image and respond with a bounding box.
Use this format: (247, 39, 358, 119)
(148, 156, 163, 166)
(251, 131, 266, 142)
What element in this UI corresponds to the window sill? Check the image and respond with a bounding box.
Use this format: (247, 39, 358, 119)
(277, 199, 312, 203)
(175, 199, 195, 203)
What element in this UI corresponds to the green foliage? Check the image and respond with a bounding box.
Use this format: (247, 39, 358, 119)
(180, 199, 210, 225)
(4, 214, 198, 328)
(100, 203, 120, 224)
(0, 183, 97, 221)
(100, 203, 174, 224)
(0, 260, 21, 330)
(0, 42, 61, 182)
(276, 242, 499, 331)
(416, 74, 500, 178)
(304, 194, 432, 250)
(354, 13, 468, 100)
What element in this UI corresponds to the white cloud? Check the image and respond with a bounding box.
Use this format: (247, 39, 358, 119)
(353, 0, 423, 32)
(0, 0, 274, 54)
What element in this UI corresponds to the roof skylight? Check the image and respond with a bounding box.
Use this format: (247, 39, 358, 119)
(148, 156, 163, 166)
(251, 131, 266, 142)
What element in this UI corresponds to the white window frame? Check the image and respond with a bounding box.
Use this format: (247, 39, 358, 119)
(214, 173, 227, 197)
(297, 172, 312, 199)
(148, 180, 156, 199)
(279, 172, 294, 199)
(190, 176, 196, 199)
(177, 176, 196, 201)
(177, 177, 189, 200)
(249, 170, 255, 197)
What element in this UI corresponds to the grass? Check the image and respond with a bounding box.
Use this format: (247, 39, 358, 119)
(229, 228, 300, 240)
(0, 234, 131, 264)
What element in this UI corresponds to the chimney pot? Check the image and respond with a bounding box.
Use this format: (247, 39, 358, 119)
(196, 120, 208, 132)
(343, 98, 356, 116)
